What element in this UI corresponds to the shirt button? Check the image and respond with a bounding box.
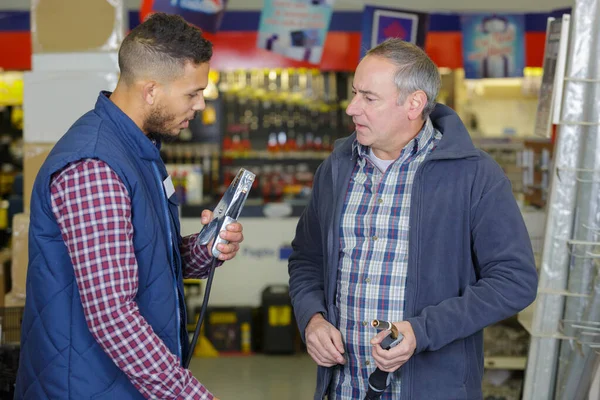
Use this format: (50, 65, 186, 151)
(378, 198, 383, 204)
(363, 321, 368, 326)
(372, 236, 378, 241)
(365, 360, 371, 366)
(365, 277, 371, 283)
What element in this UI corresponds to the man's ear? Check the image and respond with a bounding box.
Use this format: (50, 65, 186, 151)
(406, 90, 427, 120)
(142, 81, 158, 106)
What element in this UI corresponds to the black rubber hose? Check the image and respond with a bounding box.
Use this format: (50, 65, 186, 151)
(184, 246, 220, 368)
(364, 367, 389, 399)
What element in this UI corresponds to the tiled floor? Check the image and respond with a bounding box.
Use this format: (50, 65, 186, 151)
(189, 354, 318, 399)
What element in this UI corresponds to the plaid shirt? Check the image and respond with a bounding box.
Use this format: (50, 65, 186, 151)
(331, 119, 442, 399)
(50, 159, 214, 399)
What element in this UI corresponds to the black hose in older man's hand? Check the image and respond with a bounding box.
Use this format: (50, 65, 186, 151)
(364, 320, 402, 400)
(365, 368, 390, 399)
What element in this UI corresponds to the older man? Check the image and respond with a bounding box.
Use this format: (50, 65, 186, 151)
(289, 38, 538, 400)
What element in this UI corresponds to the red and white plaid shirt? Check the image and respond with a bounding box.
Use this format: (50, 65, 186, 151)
(50, 158, 214, 400)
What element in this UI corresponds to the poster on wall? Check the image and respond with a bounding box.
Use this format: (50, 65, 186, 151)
(256, 0, 336, 65)
(150, 0, 228, 33)
(360, 6, 429, 58)
(461, 14, 525, 79)
(534, 15, 570, 138)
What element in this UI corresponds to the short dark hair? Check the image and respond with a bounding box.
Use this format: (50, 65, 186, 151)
(118, 12, 213, 84)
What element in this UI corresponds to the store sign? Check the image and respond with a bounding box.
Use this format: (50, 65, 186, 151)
(461, 14, 525, 79)
(150, 0, 227, 33)
(240, 245, 293, 260)
(242, 247, 277, 259)
(360, 6, 429, 58)
(256, 0, 336, 64)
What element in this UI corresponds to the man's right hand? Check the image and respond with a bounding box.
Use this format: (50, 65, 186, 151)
(305, 313, 346, 367)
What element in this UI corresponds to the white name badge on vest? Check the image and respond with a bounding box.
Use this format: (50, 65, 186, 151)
(163, 175, 175, 199)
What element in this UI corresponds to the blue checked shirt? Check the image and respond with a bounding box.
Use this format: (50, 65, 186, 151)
(331, 118, 442, 399)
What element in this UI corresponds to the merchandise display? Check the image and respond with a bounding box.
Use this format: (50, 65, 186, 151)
(2, 1, 600, 399)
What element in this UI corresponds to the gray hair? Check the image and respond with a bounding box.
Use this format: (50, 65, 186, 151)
(366, 38, 440, 119)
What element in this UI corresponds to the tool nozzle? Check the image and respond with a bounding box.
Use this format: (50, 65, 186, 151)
(371, 319, 399, 340)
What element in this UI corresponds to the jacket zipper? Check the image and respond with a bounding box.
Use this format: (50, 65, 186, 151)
(328, 157, 339, 304)
(402, 158, 431, 400)
(320, 157, 339, 398)
(152, 162, 182, 360)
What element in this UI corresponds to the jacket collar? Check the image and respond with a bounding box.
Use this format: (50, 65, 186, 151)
(334, 103, 478, 162)
(94, 91, 162, 161)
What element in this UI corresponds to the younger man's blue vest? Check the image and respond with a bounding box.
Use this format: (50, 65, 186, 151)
(15, 92, 189, 399)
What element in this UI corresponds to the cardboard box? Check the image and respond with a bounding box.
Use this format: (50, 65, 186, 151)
(9, 214, 29, 303)
(0, 302, 25, 344)
(23, 143, 54, 212)
(24, 70, 118, 143)
(31, 0, 125, 54)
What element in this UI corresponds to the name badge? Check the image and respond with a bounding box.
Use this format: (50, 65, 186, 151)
(163, 175, 175, 199)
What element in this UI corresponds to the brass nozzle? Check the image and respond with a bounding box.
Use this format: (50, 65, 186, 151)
(371, 319, 399, 340)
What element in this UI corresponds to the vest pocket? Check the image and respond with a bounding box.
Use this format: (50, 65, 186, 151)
(90, 373, 136, 400)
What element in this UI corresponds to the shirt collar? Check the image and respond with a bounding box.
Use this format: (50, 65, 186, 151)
(352, 117, 435, 160)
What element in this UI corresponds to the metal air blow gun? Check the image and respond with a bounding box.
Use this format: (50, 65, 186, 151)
(364, 320, 404, 400)
(184, 168, 255, 369)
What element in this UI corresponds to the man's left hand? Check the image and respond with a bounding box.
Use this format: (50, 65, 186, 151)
(201, 210, 244, 261)
(370, 321, 417, 372)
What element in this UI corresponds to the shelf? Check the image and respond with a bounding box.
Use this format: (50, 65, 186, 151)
(484, 356, 527, 370)
(222, 150, 330, 160)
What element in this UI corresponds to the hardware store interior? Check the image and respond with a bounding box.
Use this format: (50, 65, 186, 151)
(0, 0, 599, 399)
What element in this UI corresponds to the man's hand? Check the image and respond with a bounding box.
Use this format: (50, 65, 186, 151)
(305, 313, 346, 367)
(201, 210, 244, 261)
(370, 321, 416, 372)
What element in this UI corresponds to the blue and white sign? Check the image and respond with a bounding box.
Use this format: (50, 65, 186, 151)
(257, 0, 336, 64)
(461, 14, 526, 79)
(152, 0, 227, 32)
(361, 6, 429, 58)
